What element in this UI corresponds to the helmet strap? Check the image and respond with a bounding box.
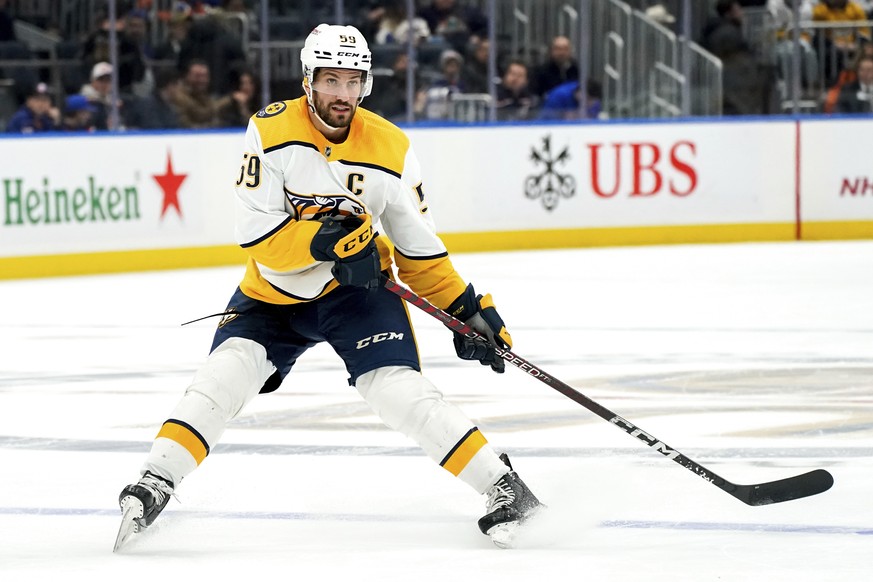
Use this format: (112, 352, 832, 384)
(303, 78, 345, 133)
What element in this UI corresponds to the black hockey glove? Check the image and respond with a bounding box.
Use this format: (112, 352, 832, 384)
(310, 214, 381, 290)
(445, 283, 513, 373)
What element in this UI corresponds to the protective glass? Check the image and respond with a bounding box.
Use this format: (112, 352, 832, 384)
(310, 74, 365, 100)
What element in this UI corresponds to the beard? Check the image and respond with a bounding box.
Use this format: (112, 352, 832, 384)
(313, 93, 357, 129)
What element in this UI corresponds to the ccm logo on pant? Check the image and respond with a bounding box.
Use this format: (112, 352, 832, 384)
(356, 331, 404, 349)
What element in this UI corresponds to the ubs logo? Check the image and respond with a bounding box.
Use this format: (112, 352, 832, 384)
(525, 135, 576, 211)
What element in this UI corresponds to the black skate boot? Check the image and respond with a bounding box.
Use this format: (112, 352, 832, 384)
(477, 454, 543, 548)
(113, 472, 175, 552)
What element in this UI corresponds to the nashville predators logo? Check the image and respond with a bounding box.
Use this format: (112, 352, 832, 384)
(257, 102, 287, 118)
(217, 308, 239, 328)
(285, 191, 365, 221)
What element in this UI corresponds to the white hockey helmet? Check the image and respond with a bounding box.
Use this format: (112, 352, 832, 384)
(300, 24, 373, 101)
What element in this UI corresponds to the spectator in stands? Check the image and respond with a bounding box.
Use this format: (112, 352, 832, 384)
(124, 8, 156, 97)
(124, 68, 183, 130)
(361, 0, 431, 45)
(419, 48, 467, 119)
(125, 8, 154, 59)
(702, 1, 772, 115)
(0, 0, 15, 42)
(462, 37, 494, 94)
(768, 0, 818, 92)
(812, 0, 871, 84)
(60, 94, 97, 132)
(813, 0, 870, 48)
(177, 12, 247, 95)
(836, 53, 873, 111)
(495, 60, 537, 121)
(154, 3, 193, 63)
(216, 0, 260, 41)
(81, 15, 146, 93)
(701, 0, 752, 58)
(538, 78, 603, 120)
(644, 3, 677, 31)
(80, 61, 117, 130)
(531, 36, 579, 100)
(362, 51, 418, 122)
(216, 67, 258, 127)
(824, 41, 873, 110)
(418, 0, 488, 51)
(173, 58, 218, 128)
(5, 83, 57, 133)
(81, 61, 113, 104)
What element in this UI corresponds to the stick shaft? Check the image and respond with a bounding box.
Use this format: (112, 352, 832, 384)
(384, 279, 734, 493)
(385, 279, 834, 505)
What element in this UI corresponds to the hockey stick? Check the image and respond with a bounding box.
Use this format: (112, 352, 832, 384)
(384, 278, 834, 506)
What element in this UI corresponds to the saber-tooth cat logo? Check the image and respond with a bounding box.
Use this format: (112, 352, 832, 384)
(525, 135, 576, 211)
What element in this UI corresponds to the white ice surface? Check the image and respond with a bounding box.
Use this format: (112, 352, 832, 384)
(0, 241, 870, 581)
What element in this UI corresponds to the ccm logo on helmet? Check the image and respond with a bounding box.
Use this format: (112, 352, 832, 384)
(337, 52, 360, 57)
(356, 332, 404, 349)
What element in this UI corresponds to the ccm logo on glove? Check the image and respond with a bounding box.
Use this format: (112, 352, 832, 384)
(311, 214, 375, 262)
(310, 214, 382, 290)
(342, 227, 372, 255)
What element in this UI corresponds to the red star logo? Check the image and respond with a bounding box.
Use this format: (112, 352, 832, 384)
(153, 151, 187, 219)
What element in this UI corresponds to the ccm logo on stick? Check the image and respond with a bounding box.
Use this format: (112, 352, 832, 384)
(356, 332, 404, 349)
(610, 416, 683, 461)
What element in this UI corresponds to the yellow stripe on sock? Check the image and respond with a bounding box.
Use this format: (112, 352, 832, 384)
(156, 420, 209, 465)
(441, 428, 487, 476)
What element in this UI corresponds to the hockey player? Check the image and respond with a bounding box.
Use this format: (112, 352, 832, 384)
(115, 23, 542, 551)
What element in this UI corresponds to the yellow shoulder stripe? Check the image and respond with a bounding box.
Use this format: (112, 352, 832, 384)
(251, 97, 312, 152)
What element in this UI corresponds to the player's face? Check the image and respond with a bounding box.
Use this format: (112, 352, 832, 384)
(310, 68, 364, 128)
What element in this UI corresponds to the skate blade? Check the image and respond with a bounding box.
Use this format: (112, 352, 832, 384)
(113, 498, 143, 552)
(486, 522, 519, 549)
(486, 505, 546, 549)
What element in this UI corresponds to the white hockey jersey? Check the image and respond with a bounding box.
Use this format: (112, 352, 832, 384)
(234, 97, 467, 309)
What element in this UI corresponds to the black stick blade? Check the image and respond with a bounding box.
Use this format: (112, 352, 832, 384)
(733, 469, 834, 506)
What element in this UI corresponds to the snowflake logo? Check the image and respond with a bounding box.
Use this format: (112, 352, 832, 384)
(525, 135, 576, 211)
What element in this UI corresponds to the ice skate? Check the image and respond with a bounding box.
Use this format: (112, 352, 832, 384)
(478, 454, 543, 548)
(113, 472, 175, 552)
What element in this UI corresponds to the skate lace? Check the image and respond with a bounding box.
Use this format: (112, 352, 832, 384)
(141, 474, 177, 505)
(485, 475, 516, 512)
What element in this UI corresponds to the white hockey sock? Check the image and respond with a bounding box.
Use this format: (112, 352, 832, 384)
(356, 366, 510, 494)
(141, 338, 275, 486)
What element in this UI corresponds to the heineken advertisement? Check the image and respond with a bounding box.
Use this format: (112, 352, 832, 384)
(0, 131, 241, 261)
(3, 176, 140, 226)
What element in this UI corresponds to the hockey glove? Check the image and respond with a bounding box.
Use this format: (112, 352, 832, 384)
(445, 283, 513, 373)
(310, 214, 381, 290)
